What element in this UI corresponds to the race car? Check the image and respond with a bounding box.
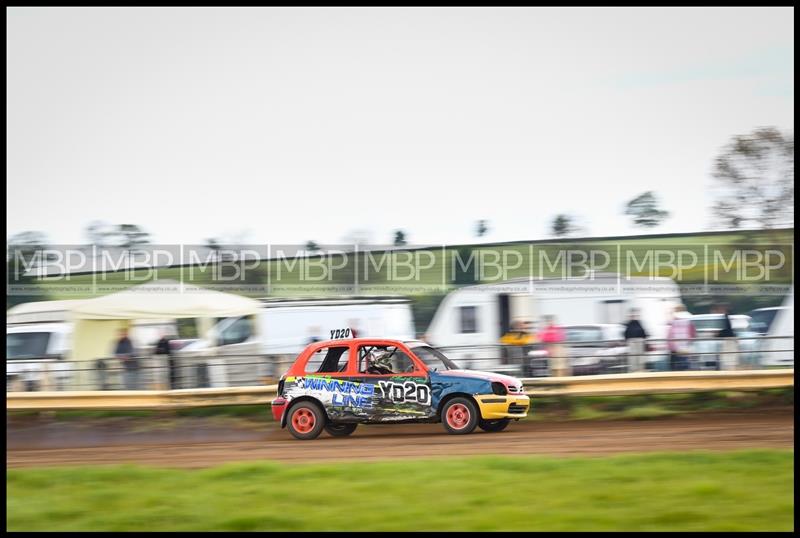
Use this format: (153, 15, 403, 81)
(271, 338, 530, 440)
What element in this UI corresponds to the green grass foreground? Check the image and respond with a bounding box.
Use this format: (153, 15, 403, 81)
(7, 450, 794, 531)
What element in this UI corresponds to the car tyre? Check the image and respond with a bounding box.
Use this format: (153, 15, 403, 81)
(478, 418, 511, 433)
(324, 423, 358, 437)
(286, 401, 326, 440)
(441, 397, 479, 435)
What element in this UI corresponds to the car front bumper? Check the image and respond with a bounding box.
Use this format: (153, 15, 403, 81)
(271, 396, 288, 424)
(474, 394, 530, 420)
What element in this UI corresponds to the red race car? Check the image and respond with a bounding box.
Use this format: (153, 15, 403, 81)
(271, 338, 530, 440)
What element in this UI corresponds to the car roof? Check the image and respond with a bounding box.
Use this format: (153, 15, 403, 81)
(308, 337, 424, 347)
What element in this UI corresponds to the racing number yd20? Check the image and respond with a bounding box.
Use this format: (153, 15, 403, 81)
(378, 380, 431, 406)
(330, 328, 351, 339)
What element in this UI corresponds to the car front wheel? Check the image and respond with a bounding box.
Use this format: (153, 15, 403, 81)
(441, 397, 479, 435)
(478, 418, 511, 432)
(286, 401, 325, 440)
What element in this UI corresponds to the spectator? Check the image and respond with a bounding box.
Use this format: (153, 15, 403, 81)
(500, 320, 536, 346)
(155, 331, 172, 356)
(713, 303, 738, 370)
(667, 305, 695, 371)
(500, 320, 536, 370)
(539, 315, 568, 377)
(623, 308, 648, 372)
(114, 327, 139, 390)
(154, 330, 175, 389)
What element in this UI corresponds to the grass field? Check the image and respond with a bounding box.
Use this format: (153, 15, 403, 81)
(7, 450, 794, 531)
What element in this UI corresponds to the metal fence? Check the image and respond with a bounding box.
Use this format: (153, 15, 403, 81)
(5, 335, 794, 392)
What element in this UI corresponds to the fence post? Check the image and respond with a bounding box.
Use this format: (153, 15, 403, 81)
(40, 362, 52, 391)
(96, 358, 108, 391)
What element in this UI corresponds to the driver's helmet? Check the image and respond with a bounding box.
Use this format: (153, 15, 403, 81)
(368, 349, 393, 371)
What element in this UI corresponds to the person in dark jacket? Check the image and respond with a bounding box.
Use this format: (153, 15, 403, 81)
(714, 304, 737, 369)
(623, 309, 648, 340)
(714, 304, 735, 338)
(154, 330, 175, 389)
(114, 328, 138, 390)
(623, 309, 648, 372)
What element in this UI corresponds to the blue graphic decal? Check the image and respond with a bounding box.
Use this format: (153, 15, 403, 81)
(429, 372, 492, 408)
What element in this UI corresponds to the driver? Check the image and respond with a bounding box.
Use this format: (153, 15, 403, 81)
(366, 349, 394, 375)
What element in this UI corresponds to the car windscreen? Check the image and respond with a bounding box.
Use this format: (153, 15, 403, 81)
(7, 332, 51, 360)
(748, 309, 779, 335)
(410, 345, 459, 371)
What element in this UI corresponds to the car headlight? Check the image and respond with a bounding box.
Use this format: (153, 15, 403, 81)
(491, 382, 508, 395)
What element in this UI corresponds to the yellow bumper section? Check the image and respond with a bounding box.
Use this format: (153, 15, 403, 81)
(474, 394, 530, 420)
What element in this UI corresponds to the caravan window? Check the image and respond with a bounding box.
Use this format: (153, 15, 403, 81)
(459, 306, 479, 334)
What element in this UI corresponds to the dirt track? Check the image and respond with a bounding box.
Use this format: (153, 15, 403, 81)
(6, 408, 794, 469)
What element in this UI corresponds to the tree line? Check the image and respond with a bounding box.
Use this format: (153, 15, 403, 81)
(8, 126, 795, 259)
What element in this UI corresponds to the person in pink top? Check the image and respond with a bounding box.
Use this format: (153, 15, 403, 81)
(539, 319, 565, 343)
(667, 304, 696, 371)
(539, 315, 568, 376)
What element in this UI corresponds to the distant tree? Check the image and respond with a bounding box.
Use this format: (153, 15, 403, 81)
(475, 220, 489, 237)
(204, 238, 225, 263)
(624, 191, 670, 228)
(550, 214, 585, 237)
(711, 127, 794, 229)
(85, 220, 114, 247)
(115, 224, 150, 250)
(393, 230, 407, 247)
(305, 240, 321, 253)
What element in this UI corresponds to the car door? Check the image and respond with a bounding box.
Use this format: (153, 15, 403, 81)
(352, 341, 435, 422)
(294, 343, 365, 423)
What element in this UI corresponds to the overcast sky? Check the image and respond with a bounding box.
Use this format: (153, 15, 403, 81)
(6, 7, 794, 247)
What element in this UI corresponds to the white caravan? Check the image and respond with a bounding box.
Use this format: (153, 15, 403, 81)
(425, 275, 683, 370)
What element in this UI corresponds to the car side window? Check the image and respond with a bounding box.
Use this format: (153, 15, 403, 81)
(357, 345, 417, 375)
(304, 346, 351, 374)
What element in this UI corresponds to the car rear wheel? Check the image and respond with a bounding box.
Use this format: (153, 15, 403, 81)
(441, 397, 478, 435)
(324, 423, 358, 437)
(287, 401, 325, 440)
(478, 418, 511, 432)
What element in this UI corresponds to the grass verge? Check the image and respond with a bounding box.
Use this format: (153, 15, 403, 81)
(7, 450, 793, 531)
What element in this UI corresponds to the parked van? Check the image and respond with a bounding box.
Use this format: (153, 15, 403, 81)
(425, 274, 683, 370)
(175, 296, 417, 385)
(748, 286, 794, 367)
(6, 322, 73, 391)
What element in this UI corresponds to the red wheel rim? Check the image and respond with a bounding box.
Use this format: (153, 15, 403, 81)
(446, 403, 470, 430)
(292, 408, 316, 433)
